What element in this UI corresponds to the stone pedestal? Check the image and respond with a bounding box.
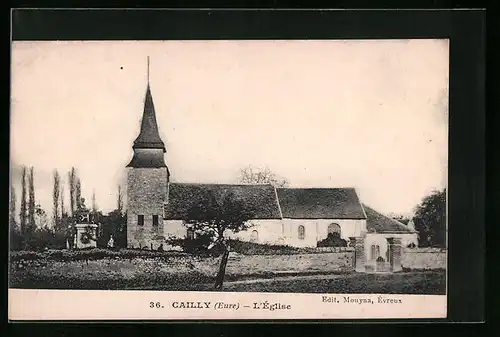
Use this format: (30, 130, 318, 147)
(353, 237, 365, 272)
(387, 237, 402, 272)
(75, 224, 98, 249)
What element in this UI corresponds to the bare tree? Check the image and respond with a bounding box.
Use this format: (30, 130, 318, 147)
(53, 170, 60, 226)
(239, 165, 289, 188)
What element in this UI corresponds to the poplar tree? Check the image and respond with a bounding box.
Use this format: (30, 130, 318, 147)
(10, 185, 16, 228)
(75, 178, 82, 211)
(19, 166, 27, 236)
(117, 185, 123, 214)
(68, 167, 76, 215)
(60, 184, 65, 217)
(91, 189, 97, 213)
(53, 170, 60, 227)
(28, 167, 36, 231)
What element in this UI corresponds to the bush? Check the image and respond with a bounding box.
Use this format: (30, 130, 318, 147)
(167, 233, 221, 256)
(9, 248, 187, 263)
(376, 256, 385, 262)
(227, 239, 307, 255)
(317, 232, 347, 248)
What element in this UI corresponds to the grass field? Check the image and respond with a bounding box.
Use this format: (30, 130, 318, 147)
(219, 270, 446, 294)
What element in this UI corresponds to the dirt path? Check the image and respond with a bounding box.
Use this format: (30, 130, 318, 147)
(222, 272, 354, 285)
(125, 272, 352, 290)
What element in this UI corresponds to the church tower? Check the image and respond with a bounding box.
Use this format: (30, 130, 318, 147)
(126, 57, 169, 249)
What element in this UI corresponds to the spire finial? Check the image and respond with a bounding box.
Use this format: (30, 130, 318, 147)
(147, 56, 150, 85)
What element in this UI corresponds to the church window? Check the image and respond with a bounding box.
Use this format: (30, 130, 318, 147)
(138, 215, 144, 226)
(187, 228, 195, 240)
(152, 215, 159, 227)
(370, 244, 381, 260)
(298, 225, 305, 240)
(250, 230, 259, 242)
(328, 223, 341, 235)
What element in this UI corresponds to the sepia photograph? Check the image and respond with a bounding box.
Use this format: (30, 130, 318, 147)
(9, 39, 449, 319)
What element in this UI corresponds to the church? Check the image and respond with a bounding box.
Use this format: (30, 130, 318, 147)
(125, 64, 418, 269)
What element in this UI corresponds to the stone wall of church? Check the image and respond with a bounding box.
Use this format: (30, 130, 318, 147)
(280, 219, 367, 248)
(127, 167, 168, 249)
(163, 219, 367, 248)
(163, 220, 187, 240)
(226, 220, 285, 244)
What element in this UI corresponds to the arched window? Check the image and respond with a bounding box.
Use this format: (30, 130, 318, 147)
(298, 225, 305, 240)
(186, 228, 194, 240)
(250, 230, 259, 242)
(328, 223, 341, 235)
(371, 244, 381, 260)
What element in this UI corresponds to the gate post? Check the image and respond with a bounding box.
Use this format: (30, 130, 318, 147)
(387, 237, 402, 272)
(353, 237, 366, 272)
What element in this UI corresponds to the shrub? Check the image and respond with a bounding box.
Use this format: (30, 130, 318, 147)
(317, 232, 347, 248)
(227, 239, 307, 255)
(376, 256, 385, 263)
(9, 248, 187, 263)
(166, 233, 218, 256)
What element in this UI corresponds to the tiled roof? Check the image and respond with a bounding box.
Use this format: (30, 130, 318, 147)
(164, 183, 282, 220)
(276, 188, 366, 219)
(363, 204, 416, 233)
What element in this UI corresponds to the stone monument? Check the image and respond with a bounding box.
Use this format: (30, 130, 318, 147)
(74, 211, 98, 249)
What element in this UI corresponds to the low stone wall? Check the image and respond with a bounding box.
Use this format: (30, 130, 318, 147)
(401, 248, 447, 270)
(226, 251, 354, 275)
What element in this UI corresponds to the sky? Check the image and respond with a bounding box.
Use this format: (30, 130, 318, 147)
(10, 40, 449, 218)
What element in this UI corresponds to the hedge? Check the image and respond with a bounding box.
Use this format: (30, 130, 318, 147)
(9, 248, 187, 262)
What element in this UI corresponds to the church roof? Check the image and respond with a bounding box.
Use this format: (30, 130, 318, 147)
(164, 184, 367, 220)
(276, 188, 366, 219)
(363, 204, 416, 233)
(132, 85, 166, 151)
(164, 183, 282, 220)
(126, 148, 167, 168)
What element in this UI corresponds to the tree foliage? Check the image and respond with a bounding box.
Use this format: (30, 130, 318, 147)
(183, 190, 256, 248)
(180, 189, 256, 290)
(53, 170, 60, 226)
(10, 185, 23, 250)
(414, 189, 446, 248)
(27, 167, 36, 234)
(10, 185, 16, 229)
(68, 167, 76, 215)
(75, 178, 82, 211)
(20, 166, 27, 237)
(239, 165, 289, 187)
(117, 185, 123, 213)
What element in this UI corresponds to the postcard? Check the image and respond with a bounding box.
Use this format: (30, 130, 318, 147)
(9, 39, 448, 320)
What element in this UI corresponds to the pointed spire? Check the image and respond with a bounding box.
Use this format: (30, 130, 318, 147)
(147, 55, 150, 85)
(131, 57, 165, 152)
(127, 57, 167, 168)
